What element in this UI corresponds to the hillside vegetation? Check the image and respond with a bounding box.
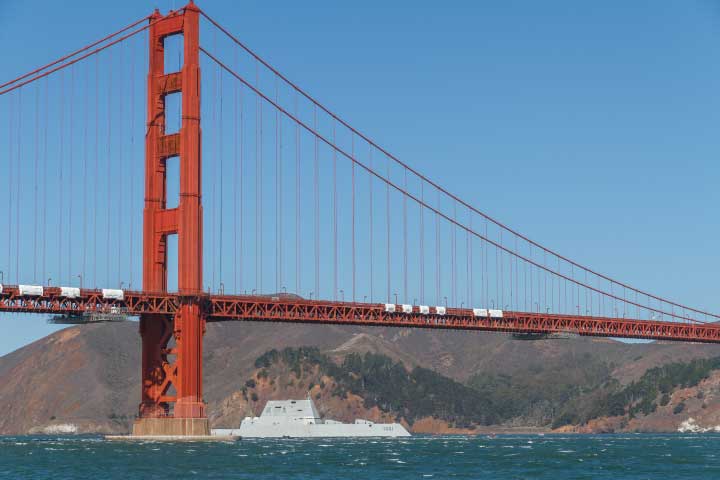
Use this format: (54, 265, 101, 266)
(253, 347, 499, 427)
(467, 352, 612, 425)
(553, 356, 720, 428)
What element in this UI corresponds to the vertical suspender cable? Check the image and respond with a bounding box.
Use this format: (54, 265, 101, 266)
(83, 59, 89, 284)
(34, 83, 39, 282)
(94, 55, 99, 287)
(16, 89, 21, 282)
(557, 257, 561, 314)
(129, 36, 136, 289)
(69, 65, 75, 285)
(233, 50, 239, 293)
(419, 181, 424, 304)
(494, 232, 498, 307)
(537, 251, 541, 312)
(240, 82, 245, 293)
(570, 264, 574, 314)
(466, 224, 470, 308)
(544, 250, 547, 311)
(386, 156, 390, 302)
(585, 270, 589, 315)
(295, 92, 300, 296)
(508, 234, 512, 310)
(351, 134, 356, 302)
(212, 52, 217, 291)
(403, 168, 407, 303)
(220, 61, 225, 291)
(7, 95, 12, 280)
(499, 230, 503, 309)
(43, 79, 49, 284)
(117, 45, 123, 286)
(276, 79, 281, 293)
(480, 224, 484, 306)
(530, 247, 535, 310)
(436, 191, 440, 305)
(107, 49, 112, 286)
(452, 202, 456, 306)
(510, 239, 514, 310)
(525, 243, 528, 311)
(274, 80, 279, 292)
(59, 71, 64, 284)
(369, 147, 373, 302)
(468, 214, 472, 307)
(516, 237, 520, 311)
(333, 121, 338, 301)
(314, 105, 319, 298)
(258, 66, 263, 294)
(484, 218, 490, 306)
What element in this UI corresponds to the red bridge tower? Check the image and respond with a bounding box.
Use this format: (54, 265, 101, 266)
(133, 2, 208, 436)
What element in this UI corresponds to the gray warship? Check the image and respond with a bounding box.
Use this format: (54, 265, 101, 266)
(212, 397, 410, 438)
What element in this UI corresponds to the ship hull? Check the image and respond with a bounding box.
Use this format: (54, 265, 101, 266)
(213, 422, 410, 438)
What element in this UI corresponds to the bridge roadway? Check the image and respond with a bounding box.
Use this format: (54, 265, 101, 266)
(0, 284, 718, 344)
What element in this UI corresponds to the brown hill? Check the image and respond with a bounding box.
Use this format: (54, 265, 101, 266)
(2, 320, 720, 434)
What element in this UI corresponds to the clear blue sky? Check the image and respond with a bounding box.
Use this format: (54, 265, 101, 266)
(1, 0, 719, 355)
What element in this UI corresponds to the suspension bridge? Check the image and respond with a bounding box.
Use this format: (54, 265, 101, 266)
(1, 2, 718, 436)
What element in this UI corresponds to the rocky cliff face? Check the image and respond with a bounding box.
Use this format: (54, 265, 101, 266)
(2, 320, 720, 435)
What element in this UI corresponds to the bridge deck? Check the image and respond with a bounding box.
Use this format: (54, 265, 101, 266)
(1, 285, 718, 344)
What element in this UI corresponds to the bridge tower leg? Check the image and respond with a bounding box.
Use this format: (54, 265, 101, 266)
(133, 1, 208, 436)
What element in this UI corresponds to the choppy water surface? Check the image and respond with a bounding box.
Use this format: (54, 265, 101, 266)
(1, 434, 720, 479)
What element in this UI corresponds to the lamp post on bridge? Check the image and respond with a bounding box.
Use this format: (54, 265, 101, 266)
(47, 277, 52, 287)
(77, 274, 83, 290)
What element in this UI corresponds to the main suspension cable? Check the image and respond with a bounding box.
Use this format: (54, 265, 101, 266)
(199, 46, 709, 323)
(0, 10, 181, 97)
(199, 9, 716, 320)
(0, 15, 150, 90)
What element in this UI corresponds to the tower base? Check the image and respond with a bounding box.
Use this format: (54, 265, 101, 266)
(131, 417, 210, 436)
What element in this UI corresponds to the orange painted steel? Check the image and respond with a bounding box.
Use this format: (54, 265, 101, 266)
(140, 2, 205, 419)
(3, 286, 720, 344)
(206, 297, 720, 344)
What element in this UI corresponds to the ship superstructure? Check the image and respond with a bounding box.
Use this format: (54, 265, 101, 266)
(212, 397, 410, 438)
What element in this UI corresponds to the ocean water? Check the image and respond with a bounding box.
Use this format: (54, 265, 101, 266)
(1, 434, 719, 479)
